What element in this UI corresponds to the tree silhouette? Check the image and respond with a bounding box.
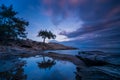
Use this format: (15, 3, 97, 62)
(37, 30, 56, 43)
(0, 4, 29, 43)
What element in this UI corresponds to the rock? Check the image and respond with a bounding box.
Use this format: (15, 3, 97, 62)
(0, 39, 77, 51)
(76, 65, 120, 80)
(104, 55, 120, 65)
(20, 45, 32, 48)
(0, 46, 42, 58)
(76, 51, 120, 66)
(76, 51, 120, 80)
(44, 52, 86, 68)
(76, 51, 108, 66)
(47, 42, 77, 50)
(94, 65, 120, 78)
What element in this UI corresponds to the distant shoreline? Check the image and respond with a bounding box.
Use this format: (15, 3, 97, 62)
(0, 39, 77, 51)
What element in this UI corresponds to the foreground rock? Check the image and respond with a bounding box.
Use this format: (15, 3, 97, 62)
(76, 51, 120, 66)
(75, 51, 120, 80)
(0, 46, 41, 57)
(75, 65, 120, 80)
(43, 52, 86, 68)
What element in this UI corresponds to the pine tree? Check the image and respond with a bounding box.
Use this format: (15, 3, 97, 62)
(0, 4, 29, 43)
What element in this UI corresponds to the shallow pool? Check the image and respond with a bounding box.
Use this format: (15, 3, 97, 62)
(0, 55, 77, 80)
(22, 56, 77, 80)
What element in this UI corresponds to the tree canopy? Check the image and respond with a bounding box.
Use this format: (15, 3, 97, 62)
(0, 4, 29, 42)
(37, 30, 56, 43)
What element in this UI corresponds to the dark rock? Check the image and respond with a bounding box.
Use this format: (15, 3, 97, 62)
(76, 65, 120, 80)
(76, 51, 120, 66)
(76, 51, 108, 66)
(44, 52, 86, 68)
(21, 45, 32, 48)
(94, 65, 120, 78)
(104, 55, 120, 66)
(1, 39, 77, 50)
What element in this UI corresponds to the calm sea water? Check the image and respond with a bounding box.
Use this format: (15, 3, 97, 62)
(45, 50, 80, 55)
(45, 48, 120, 55)
(79, 48, 120, 54)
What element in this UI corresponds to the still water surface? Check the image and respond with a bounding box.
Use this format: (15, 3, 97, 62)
(0, 55, 77, 80)
(1, 48, 119, 80)
(22, 56, 76, 80)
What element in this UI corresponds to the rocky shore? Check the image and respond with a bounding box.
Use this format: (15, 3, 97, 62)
(0, 39, 77, 58)
(0, 40, 120, 80)
(0, 39, 77, 50)
(0, 39, 78, 74)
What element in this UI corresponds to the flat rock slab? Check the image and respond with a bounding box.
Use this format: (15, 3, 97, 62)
(94, 66, 120, 78)
(105, 55, 120, 65)
(76, 65, 120, 80)
(77, 51, 120, 66)
(44, 52, 86, 68)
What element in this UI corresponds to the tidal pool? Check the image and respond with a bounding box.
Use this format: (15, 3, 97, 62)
(0, 55, 77, 80)
(22, 56, 77, 80)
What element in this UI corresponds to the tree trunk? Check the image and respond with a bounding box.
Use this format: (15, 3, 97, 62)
(43, 38, 46, 44)
(42, 38, 46, 50)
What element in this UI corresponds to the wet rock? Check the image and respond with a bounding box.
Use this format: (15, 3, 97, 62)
(76, 65, 120, 80)
(94, 65, 120, 78)
(105, 55, 120, 65)
(76, 51, 108, 66)
(44, 52, 86, 68)
(76, 51, 120, 66)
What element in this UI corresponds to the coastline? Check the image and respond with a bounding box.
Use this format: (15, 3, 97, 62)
(0, 45, 120, 79)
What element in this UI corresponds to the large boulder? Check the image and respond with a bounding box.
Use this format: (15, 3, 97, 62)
(76, 65, 120, 80)
(76, 51, 120, 66)
(76, 51, 108, 66)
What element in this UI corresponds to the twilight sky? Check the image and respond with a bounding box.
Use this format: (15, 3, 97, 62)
(0, 0, 120, 48)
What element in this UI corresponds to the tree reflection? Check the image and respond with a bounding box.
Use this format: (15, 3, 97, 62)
(0, 61, 27, 80)
(38, 56, 56, 70)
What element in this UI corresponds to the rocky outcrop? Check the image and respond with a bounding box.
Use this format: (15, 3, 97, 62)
(75, 65, 120, 80)
(47, 42, 77, 50)
(2, 39, 77, 50)
(43, 52, 86, 68)
(75, 51, 120, 80)
(76, 51, 120, 66)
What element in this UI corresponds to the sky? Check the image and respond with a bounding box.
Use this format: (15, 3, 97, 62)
(0, 0, 120, 48)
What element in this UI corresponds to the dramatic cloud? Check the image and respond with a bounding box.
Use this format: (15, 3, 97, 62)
(56, 0, 120, 48)
(60, 18, 120, 38)
(1, 0, 120, 48)
(42, 0, 120, 22)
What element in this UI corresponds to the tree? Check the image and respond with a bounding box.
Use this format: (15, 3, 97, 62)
(0, 4, 29, 43)
(37, 30, 56, 43)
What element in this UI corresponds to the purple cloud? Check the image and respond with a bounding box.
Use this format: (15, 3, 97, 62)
(41, 0, 120, 47)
